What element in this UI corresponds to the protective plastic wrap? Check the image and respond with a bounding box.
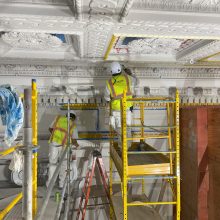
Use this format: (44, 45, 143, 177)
(0, 85, 24, 146)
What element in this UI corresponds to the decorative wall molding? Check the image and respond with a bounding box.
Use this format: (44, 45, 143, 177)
(1, 64, 220, 79)
(37, 87, 220, 106)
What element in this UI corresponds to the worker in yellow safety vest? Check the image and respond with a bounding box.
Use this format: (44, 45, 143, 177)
(46, 110, 79, 189)
(104, 61, 137, 147)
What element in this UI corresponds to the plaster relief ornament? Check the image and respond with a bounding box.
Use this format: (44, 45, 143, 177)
(127, 38, 183, 55)
(134, 0, 220, 13)
(2, 32, 63, 49)
(88, 0, 118, 21)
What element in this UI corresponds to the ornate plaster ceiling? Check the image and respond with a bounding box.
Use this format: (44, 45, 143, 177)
(108, 36, 201, 62)
(0, 0, 220, 66)
(2, 32, 64, 49)
(133, 0, 220, 13)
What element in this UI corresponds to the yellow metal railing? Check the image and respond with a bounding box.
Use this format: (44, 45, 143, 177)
(109, 91, 181, 220)
(0, 79, 38, 219)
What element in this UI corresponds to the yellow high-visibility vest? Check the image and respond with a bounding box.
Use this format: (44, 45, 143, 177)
(106, 73, 133, 111)
(49, 116, 76, 146)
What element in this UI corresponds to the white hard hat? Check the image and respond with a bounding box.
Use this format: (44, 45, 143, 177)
(69, 110, 76, 118)
(70, 110, 76, 115)
(111, 62, 121, 75)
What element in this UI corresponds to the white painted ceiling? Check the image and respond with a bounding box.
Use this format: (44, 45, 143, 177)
(0, 0, 220, 66)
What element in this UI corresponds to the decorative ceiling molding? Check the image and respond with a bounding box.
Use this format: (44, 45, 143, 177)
(74, 0, 82, 20)
(119, 0, 134, 22)
(88, 0, 118, 22)
(0, 15, 85, 34)
(133, 0, 220, 13)
(113, 38, 194, 55)
(176, 40, 213, 60)
(1, 2, 220, 64)
(2, 32, 64, 49)
(128, 38, 175, 54)
(178, 40, 220, 62)
(115, 20, 220, 39)
(85, 23, 113, 57)
(0, 0, 68, 4)
(1, 64, 220, 79)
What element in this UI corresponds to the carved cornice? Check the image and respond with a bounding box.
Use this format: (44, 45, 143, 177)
(133, 1, 220, 13)
(1, 64, 220, 79)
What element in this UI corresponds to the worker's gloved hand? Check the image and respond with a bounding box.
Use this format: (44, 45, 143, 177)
(122, 65, 133, 76)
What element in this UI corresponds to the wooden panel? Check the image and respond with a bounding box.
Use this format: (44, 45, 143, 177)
(180, 107, 208, 220)
(208, 107, 220, 220)
(197, 108, 208, 220)
(180, 108, 198, 219)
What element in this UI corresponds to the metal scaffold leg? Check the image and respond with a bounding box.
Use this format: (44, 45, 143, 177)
(22, 88, 33, 219)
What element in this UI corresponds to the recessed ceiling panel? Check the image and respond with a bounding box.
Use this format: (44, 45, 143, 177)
(106, 36, 201, 62)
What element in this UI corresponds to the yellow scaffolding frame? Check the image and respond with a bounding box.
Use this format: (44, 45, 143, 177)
(109, 91, 181, 220)
(0, 79, 38, 219)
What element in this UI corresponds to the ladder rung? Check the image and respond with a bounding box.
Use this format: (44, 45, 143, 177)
(128, 175, 178, 180)
(87, 203, 110, 207)
(127, 151, 177, 154)
(127, 135, 169, 140)
(127, 201, 177, 206)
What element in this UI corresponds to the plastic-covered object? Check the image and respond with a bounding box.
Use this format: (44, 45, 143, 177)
(0, 85, 24, 146)
(71, 160, 78, 182)
(9, 150, 24, 172)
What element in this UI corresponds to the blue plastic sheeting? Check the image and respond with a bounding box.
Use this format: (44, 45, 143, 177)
(0, 85, 24, 146)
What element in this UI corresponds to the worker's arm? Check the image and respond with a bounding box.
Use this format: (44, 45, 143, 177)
(49, 118, 56, 133)
(72, 139, 79, 148)
(71, 126, 80, 148)
(104, 85, 111, 102)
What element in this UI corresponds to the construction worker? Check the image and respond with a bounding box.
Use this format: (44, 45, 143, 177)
(104, 61, 137, 147)
(46, 110, 79, 188)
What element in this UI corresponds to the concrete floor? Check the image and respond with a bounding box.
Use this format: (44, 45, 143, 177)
(0, 183, 110, 220)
